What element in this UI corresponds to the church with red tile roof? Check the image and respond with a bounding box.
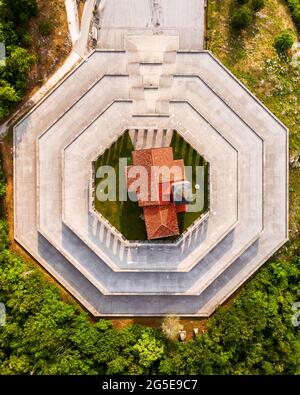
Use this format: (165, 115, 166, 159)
(127, 147, 187, 240)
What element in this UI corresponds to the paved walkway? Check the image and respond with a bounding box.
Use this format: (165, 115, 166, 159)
(96, 0, 205, 50)
(65, 0, 80, 45)
(74, 0, 96, 56)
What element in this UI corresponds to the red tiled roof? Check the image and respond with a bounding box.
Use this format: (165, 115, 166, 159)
(128, 148, 185, 206)
(149, 147, 173, 166)
(154, 159, 185, 184)
(127, 147, 187, 240)
(126, 164, 160, 207)
(132, 149, 155, 168)
(144, 205, 179, 240)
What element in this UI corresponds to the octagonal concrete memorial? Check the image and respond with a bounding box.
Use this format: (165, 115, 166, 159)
(14, 41, 288, 316)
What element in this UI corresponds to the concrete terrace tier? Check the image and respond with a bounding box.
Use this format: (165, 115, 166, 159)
(61, 109, 239, 272)
(14, 37, 288, 313)
(35, 88, 262, 295)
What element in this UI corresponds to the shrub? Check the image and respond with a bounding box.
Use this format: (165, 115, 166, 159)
(231, 6, 252, 30)
(161, 315, 183, 339)
(274, 32, 294, 53)
(251, 0, 265, 11)
(237, 0, 249, 4)
(38, 20, 53, 37)
(0, 220, 9, 250)
(21, 33, 33, 47)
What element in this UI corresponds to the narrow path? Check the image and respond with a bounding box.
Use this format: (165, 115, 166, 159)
(74, 0, 96, 56)
(65, 0, 80, 45)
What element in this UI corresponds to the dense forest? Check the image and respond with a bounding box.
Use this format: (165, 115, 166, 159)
(0, 0, 299, 374)
(0, 0, 37, 119)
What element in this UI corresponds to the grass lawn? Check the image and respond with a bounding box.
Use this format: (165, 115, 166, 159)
(93, 131, 147, 241)
(207, 0, 300, 250)
(93, 131, 209, 241)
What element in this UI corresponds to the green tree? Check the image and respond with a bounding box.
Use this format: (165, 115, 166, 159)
(0, 80, 19, 119)
(106, 356, 133, 374)
(274, 32, 294, 54)
(251, 0, 266, 11)
(0, 21, 19, 46)
(21, 33, 33, 48)
(231, 6, 253, 30)
(3, 47, 36, 94)
(2, 0, 38, 24)
(133, 330, 165, 369)
(39, 20, 53, 37)
(0, 220, 9, 251)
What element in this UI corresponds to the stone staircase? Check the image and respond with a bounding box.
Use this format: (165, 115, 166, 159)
(126, 35, 178, 116)
(129, 128, 173, 149)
